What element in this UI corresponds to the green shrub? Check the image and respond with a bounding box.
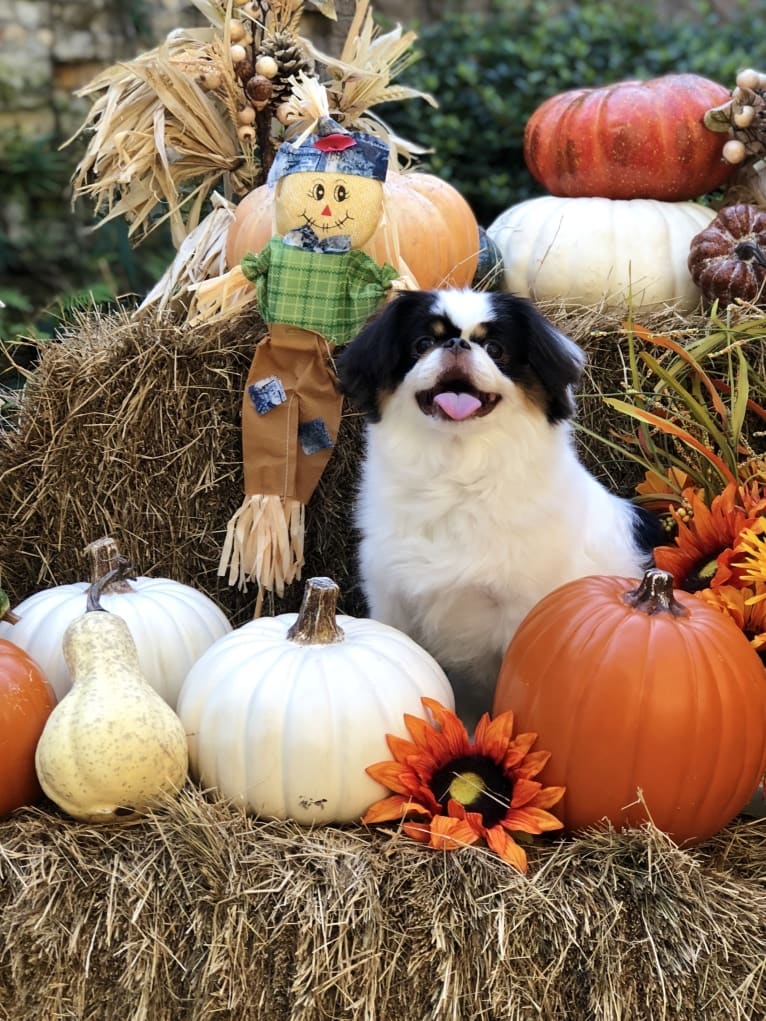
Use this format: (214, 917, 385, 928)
(0, 131, 173, 361)
(383, 0, 766, 226)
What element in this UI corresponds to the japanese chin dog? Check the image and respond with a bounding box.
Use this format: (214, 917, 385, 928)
(336, 288, 660, 729)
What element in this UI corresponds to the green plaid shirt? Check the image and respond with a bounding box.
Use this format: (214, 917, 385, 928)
(241, 238, 397, 346)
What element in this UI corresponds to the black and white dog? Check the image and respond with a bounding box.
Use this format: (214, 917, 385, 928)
(336, 289, 659, 728)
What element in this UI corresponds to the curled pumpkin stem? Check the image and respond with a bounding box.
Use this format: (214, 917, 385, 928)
(622, 568, 689, 618)
(734, 240, 766, 268)
(86, 558, 138, 613)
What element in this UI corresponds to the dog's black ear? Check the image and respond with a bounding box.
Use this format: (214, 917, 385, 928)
(632, 504, 665, 556)
(336, 291, 426, 421)
(502, 295, 586, 423)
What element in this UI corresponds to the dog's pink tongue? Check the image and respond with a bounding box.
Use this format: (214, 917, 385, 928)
(433, 392, 482, 421)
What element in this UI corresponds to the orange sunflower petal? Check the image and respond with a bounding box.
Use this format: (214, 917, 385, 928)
(400, 820, 432, 845)
(504, 805, 564, 835)
(365, 759, 417, 795)
(503, 731, 539, 769)
(474, 709, 517, 763)
(528, 784, 566, 812)
(510, 776, 544, 808)
(635, 467, 691, 511)
(513, 749, 551, 779)
(485, 825, 529, 872)
(362, 795, 431, 824)
(385, 732, 420, 764)
(446, 800, 486, 836)
(402, 815, 480, 851)
(697, 585, 747, 629)
(699, 583, 766, 647)
(403, 712, 451, 762)
(420, 698, 472, 757)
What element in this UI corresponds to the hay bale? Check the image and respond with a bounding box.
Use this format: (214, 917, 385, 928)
(0, 302, 686, 625)
(0, 789, 764, 1020)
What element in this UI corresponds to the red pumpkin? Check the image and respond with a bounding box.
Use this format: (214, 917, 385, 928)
(226, 170, 480, 290)
(524, 73, 733, 201)
(493, 569, 766, 846)
(688, 202, 766, 307)
(1, 638, 57, 817)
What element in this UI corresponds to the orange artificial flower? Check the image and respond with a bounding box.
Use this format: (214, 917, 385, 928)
(654, 483, 766, 592)
(733, 519, 766, 604)
(634, 467, 694, 513)
(362, 698, 564, 873)
(697, 583, 766, 656)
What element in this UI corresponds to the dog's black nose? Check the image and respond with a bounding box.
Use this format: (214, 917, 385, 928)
(443, 336, 471, 351)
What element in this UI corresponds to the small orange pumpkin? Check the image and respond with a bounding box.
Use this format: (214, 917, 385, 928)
(1, 628, 57, 817)
(226, 170, 480, 289)
(493, 569, 766, 846)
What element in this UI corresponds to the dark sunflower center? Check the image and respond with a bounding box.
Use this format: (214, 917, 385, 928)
(430, 754, 513, 827)
(682, 555, 720, 593)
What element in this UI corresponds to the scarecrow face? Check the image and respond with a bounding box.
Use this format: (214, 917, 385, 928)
(275, 170, 384, 248)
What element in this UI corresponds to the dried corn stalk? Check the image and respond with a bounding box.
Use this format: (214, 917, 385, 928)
(69, 0, 435, 322)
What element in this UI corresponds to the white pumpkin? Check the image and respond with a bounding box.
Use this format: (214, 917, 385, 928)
(487, 195, 716, 314)
(176, 577, 455, 825)
(0, 537, 231, 707)
(35, 592, 189, 823)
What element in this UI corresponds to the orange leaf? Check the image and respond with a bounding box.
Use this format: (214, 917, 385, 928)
(604, 400, 737, 487)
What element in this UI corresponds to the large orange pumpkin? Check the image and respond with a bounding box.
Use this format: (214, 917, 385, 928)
(226, 170, 480, 290)
(523, 73, 733, 201)
(493, 569, 766, 846)
(1, 636, 57, 817)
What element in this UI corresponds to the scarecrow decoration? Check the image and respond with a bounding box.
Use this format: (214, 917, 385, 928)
(217, 108, 398, 605)
(62, 0, 480, 606)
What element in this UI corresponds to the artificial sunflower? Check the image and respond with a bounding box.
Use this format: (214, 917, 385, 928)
(362, 698, 564, 873)
(634, 466, 694, 515)
(733, 519, 766, 603)
(697, 583, 766, 657)
(654, 483, 766, 592)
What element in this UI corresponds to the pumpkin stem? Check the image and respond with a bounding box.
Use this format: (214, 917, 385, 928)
(622, 568, 689, 618)
(84, 536, 136, 593)
(734, 240, 766, 269)
(0, 588, 20, 625)
(86, 560, 138, 613)
(286, 577, 345, 645)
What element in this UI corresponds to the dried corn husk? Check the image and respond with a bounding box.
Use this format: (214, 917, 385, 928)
(71, 32, 259, 246)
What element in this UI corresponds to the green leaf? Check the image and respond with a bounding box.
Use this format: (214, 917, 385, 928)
(729, 347, 750, 458)
(602, 397, 737, 493)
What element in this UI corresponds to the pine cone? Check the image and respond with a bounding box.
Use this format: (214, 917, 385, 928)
(257, 32, 314, 100)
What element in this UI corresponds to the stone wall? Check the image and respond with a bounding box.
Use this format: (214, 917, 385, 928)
(0, 0, 740, 139)
(1, 1, 207, 136)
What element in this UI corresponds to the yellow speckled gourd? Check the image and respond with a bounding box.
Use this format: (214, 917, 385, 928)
(34, 571, 189, 823)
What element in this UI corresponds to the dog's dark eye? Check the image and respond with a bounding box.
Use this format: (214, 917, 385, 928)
(414, 336, 436, 355)
(485, 341, 506, 362)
